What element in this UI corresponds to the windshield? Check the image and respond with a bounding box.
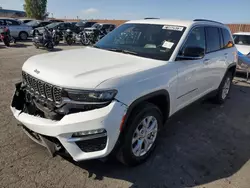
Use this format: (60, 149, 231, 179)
(26, 20, 40, 26)
(92, 23, 102, 29)
(95, 23, 186, 61)
(233, 35, 250, 46)
(46, 22, 60, 29)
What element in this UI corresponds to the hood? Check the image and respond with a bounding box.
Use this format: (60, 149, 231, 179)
(22, 47, 164, 89)
(235, 44, 250, 55)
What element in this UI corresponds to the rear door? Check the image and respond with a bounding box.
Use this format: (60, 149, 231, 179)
(204, 27, 227, 90)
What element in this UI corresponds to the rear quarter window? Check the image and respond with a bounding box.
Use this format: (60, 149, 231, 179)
(221, 28, 234, 48)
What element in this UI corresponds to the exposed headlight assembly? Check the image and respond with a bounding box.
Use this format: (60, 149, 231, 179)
(63, 89, 117, 104)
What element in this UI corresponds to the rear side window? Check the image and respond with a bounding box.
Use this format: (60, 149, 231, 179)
(221, 28, 234, 48)
(206, 27, 221, 53)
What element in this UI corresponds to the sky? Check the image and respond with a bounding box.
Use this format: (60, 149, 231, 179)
(0, 0, 249, 23)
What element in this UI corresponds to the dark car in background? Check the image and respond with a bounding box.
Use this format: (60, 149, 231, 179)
(75, 21, 97, 30)
(27, 20, 51, 36)
(84, 23, 116, 33)
(33, 22, 81, 39)
(48, 19, 64, 23)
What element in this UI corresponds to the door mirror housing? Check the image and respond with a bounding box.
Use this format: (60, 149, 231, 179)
(177, 46, 205, 60)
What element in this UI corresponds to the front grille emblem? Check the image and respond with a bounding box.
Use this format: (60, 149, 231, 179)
(34, 69, 40, 74)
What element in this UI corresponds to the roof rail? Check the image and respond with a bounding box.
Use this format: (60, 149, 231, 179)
(193, 19, 223, 25)
(144, 17, 160, 19)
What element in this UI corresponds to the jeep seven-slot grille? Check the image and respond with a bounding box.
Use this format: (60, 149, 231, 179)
(22, 72, 62, 104)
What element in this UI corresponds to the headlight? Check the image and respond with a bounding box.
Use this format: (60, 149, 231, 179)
(64, 89, 117, 103)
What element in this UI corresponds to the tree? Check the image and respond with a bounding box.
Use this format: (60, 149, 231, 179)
(23, 0, 47, 20)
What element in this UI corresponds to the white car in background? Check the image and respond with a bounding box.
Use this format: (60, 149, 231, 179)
(0, 18, 32, 40)
(233, 32, 250, 75)
(233, 32, 250, 56)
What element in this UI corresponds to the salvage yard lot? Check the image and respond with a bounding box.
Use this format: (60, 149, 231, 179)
(0, 42, 250, 188)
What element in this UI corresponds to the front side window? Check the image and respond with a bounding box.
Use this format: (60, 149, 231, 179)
(233, 35, 250, 46)
(222, 28, 234, 48)
(95, 23, 186, 61)
(206, 27, 221, 53)
(179, 27, 205, 57)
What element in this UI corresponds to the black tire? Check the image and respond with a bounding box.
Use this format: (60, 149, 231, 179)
(66, 36, 73, 45)
(3, 38, 10, 47)
(19, 31, 28, 40)
(213, 71, 233, 104)
(117, 102, 163, 166)
(46, 42, 54, 51)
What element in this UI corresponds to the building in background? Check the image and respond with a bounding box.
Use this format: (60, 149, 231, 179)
(0, 9, 26, 18)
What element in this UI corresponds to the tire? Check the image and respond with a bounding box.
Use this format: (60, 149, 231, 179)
(66, 36, 73, 45)
(117, 102, 163, 166)
(3, 38, 10, 47)
(213, 71, 233, 104)
(46, 42, 54, 51)
(19, 32, 28, 40)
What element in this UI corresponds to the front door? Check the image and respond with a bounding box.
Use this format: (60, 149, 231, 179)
(175, 26, 206, 111)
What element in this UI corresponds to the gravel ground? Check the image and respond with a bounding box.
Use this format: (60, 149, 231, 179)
(0, 41, 250, 188)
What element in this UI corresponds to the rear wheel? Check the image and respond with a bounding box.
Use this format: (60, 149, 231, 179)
(213, 72, 233, 104)
(19, 32, 28, 40)
(117, 103, 163, 166)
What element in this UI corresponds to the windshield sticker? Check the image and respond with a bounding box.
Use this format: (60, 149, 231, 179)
(162, 41, 174, 49)
(162, 25, 184, 31)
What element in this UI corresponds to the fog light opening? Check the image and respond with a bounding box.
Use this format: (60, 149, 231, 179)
(72, 128, 106, 137)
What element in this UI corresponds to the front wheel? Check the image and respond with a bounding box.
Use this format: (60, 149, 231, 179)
(213, 72, 233, 104)
(117, 103, 163, 166)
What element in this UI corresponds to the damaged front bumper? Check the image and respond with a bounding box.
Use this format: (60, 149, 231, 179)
(11, 82, 127, 161)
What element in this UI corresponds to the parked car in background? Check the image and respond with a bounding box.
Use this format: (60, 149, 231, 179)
(0, 18, 32, 40)
(75, 21, 97, 30)
(233, 32, 250, 75)
(33, 22, 81, 39)
(11, 19, 237, 166)
(48, 19, 64, 23)
(27, 20, 52, 36)
(233, 32, 250, 56)
(19, 18, 34, 24)
(85, 23, 116, 33)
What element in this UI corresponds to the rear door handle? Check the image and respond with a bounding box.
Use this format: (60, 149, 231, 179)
(203, 59, 210, 65)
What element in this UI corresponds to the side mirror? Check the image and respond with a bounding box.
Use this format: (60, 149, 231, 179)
(178, 46, 205, 60)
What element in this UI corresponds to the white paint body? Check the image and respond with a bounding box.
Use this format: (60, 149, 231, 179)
(234, 32, 250, 55)
(11, 19, 237, 161)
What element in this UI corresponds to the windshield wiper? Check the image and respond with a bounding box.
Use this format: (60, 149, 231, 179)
(107, 48, 138, 55)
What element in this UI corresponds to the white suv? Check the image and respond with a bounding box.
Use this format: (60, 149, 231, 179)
(11, 19, 237, 166)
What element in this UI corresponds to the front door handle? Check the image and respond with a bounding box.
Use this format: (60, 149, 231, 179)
(203, 59, 210, 65)
(224, 53, 228, 58)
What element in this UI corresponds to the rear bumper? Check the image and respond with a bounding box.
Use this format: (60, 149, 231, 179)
(11, 100, 127, 161)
